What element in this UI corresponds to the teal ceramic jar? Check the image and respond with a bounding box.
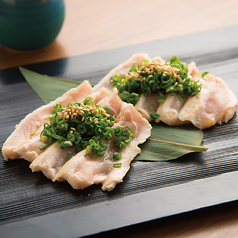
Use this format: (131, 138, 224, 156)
(0, 0, 65, 50)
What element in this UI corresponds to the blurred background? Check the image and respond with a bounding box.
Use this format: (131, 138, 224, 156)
(1, 0, 238, 70)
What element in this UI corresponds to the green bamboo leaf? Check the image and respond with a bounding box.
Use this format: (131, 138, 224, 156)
(19, 68, 208, 162)
(19, 67, 81, 104)
(135, 122, 208, 161)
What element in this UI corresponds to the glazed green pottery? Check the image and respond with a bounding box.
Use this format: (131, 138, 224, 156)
(0, 0, 65, 50)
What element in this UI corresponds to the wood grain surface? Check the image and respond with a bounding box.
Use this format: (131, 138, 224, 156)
(1, 1, 238, 238)
(1, 0, 238, 70)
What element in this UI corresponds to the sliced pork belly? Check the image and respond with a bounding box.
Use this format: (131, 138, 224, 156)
(179, 74, 237, 129)
(2, 81, 93, 161)
(53, 92, 151, 191)
(92, 53, 151, 92)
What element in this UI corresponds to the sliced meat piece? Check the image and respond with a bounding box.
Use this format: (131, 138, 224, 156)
(134, 93, 158, 121)
(188, 61, 200, 82)
(13, 135, 45, 163)
(89, 87, 111, 104)
(30, 143, 77, 181)
(155, 94, 188, 125)
(92, 53, 151, 92)
(97, 88, 123, 116)
(101, 103, 151, 191)
(179, 74, 237, 129)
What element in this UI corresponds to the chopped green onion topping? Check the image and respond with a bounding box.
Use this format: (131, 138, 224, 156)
(150, 112, 160, 120)
(113, 152, 122, 160)
(110, 56, 202, 110)
(66, 151, 71, 159)
(148, 102, 156, 111)
(39, 143, 48, 151)
(40, 97, 133, 161)
(202, 71, 209, 77)
(113, 163, 122, 168)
